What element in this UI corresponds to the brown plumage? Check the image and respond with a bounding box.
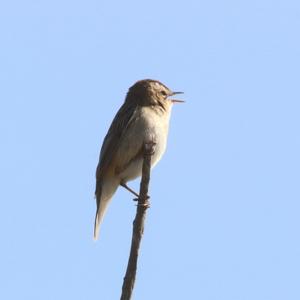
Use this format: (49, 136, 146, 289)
(94, 79, 183, 239)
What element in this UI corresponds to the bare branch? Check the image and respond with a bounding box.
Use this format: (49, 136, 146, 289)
(120, 142, 155, 300)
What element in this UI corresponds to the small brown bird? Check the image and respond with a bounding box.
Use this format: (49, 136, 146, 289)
(94, 79, 184, 239)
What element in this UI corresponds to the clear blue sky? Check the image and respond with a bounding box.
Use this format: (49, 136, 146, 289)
(1, 0, 299, 299)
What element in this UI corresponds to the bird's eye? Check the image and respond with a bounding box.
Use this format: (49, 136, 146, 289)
(161, 90, 167, 97)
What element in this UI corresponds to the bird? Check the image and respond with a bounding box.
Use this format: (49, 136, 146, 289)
(94, 79, 184, 240)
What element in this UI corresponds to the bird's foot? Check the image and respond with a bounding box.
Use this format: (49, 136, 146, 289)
(133, 195, 150, 202)
(144, 141, 156, 156)
(137, 199, 150, 208)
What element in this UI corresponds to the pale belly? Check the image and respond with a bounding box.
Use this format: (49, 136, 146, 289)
(117, 106, 171, 183)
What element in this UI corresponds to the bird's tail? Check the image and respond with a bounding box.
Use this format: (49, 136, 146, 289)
(93, 178, 119, 240)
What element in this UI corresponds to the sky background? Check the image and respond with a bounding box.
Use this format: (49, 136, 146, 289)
(1, 0, 300, 299)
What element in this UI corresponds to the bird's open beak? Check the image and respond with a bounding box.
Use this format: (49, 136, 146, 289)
(170, 91, 185, 103)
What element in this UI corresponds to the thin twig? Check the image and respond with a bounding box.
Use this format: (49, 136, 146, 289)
(120, 142, 155, 300)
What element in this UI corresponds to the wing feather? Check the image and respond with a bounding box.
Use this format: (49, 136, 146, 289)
(95, 102, 137, 188)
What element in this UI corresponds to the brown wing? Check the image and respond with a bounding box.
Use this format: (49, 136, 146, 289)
(95, 102, 137, 190)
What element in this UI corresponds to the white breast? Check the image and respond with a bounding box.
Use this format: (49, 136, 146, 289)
(118, 105, 172, 183)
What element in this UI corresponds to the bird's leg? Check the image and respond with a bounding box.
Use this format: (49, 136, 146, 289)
(120, 182, 150, 201)
(120, 182, 140, 198)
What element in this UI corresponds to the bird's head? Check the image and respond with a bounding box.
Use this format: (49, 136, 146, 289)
(125, 79, 184, 109)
